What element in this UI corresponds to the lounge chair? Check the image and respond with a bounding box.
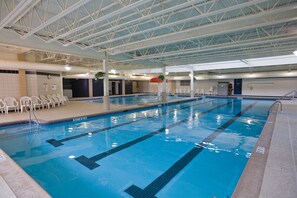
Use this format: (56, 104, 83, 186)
(31, 96, 44, 110)
(40, 95, 54, 108)
(0, 99, 5, 114)
(20, 96, 33, 113)
(4, 97, 19, 114)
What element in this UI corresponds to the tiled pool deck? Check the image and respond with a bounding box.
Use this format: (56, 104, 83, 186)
(0, 97, 296, 197)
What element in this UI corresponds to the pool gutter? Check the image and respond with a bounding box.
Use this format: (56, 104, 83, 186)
(232, 103, 279, 197)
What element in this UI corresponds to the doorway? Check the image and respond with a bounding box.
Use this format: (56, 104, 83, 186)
(234, 79, 242, 95)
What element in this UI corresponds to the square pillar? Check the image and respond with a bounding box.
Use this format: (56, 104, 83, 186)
(19, 69, 27, 98)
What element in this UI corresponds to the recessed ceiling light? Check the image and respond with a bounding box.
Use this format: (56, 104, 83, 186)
(65, 64, 71, 71)
(294, 49, 297, 56)
(110, 69, 116, 74)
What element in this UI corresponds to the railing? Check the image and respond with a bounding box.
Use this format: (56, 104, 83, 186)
(280, 90, 297, 100)
(28, 109, 40, 126)
(268, 100, 282, 114)
(24, 103, 40, 127)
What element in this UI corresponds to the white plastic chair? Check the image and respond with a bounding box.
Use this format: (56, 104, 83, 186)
(47, 95, 61, 106)
(4, 97, 19, 114)
(0, 99, 5, 114)
(195, 89, 200, 95)
(55, 93, 66, 105)
(40, 95, 54, 108)
(20, 96, 33, 113)
(64, 96, 69, 103)
(31, 96, 44, 110)
(200, 89, 205, 95)
(209, 86, 214, 95)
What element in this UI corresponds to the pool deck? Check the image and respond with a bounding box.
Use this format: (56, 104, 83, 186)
(0, 97, 193, 126)
(0, 97, 296, 197)
(234, 100, 297, 198)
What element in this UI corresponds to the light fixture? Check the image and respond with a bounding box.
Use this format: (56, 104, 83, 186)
(165, 72, 169, 75)
(293, 49, 297, 56)
(110, 69, 116, 74)
(65, 64, 71, 71)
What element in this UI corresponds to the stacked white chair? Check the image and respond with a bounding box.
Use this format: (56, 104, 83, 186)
(55, 93, 67, 105)
(4, 97, 19, 114)
(200, 89, 205, 95)
(40, 95, 54, 108)
(195, 89, 200, 95)
(48, 94, 61, 106)
(31, 96, 44, 110)
(0, 99, 5, 114)
(209, 86, 214, 95)
(20, 96, 33, 113)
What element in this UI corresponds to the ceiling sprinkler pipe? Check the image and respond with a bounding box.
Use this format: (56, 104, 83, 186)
(0, 60, 88, 73)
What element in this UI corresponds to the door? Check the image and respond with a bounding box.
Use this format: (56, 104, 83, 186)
(234, 79, 242, 95)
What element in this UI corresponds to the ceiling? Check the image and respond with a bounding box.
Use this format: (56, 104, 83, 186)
(0, 0, 297, 73)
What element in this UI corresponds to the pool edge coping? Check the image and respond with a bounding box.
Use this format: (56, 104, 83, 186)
(0, 149, 51, 198)
(0, 97, 197, 127)
(232, 103, 278, 197)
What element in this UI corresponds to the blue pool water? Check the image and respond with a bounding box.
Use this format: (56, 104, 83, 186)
(0, 98, 274, 197)
(84, 94, 183, 105)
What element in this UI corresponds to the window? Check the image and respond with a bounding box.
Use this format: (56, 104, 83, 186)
(180, 80, 190, 86)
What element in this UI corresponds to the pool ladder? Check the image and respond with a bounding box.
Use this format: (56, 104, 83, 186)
(24, 103, 40, 127)
(268, 100, 283, 114)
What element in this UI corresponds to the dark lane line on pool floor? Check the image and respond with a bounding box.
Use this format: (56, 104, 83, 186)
(125, 102, 257, 198)
(75, 100, 236, 170)
(47, 99, 215, 147)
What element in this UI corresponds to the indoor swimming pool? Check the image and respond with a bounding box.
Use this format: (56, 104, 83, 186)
(0, 98, 274, 197)
(83, 94, 183, 105)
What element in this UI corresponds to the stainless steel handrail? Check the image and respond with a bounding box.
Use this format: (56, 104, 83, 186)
(24, 102, 40, 126)
(280, 90, 297, 100)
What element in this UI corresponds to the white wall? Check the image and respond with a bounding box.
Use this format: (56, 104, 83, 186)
(175, 79, 233, 94)
(243, 78, 297, 96)
(0, 72, 19, 98)
(0, 70, 62, 99)
(27, 73, 62, 96)
(140, 81, 173, 93)
(137, 77, 297, 96)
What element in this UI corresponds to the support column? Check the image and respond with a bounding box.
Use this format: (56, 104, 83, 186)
(161, 65, 167, 102)
(103, 54, 110, 110)
(190, 70, 194, 98)
(88, 79, 93, 97)
(19, 69, 27, 98)
(60, 72, 63, 95)
(122, 79, 126, 95)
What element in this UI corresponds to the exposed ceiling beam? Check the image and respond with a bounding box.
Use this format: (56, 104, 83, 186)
(46, 0, 152, 43)
(21, 0, 92, 39)
(112, 34, 297, 62)
(65, 0, 207, 46)
(109, 5, 297, 55)
(0, 0, 37, 29)
(12, 0, 41, 24)
(83, 0, 268, 50)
